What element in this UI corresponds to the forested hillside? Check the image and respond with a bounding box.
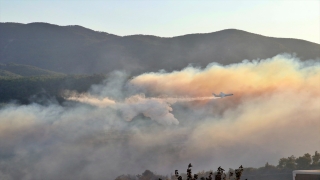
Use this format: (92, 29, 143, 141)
(0, 74, 106, 104)
(1, 22, 319, 75)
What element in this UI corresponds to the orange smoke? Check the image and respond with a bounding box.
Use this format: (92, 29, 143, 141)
(129, 54, 320, 166)
(130, 54, 320, 99)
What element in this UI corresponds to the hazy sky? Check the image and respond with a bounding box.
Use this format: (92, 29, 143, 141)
(0, 0, 319, 43)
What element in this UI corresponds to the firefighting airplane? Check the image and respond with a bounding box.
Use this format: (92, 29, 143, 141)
(213, 92, 233, 98)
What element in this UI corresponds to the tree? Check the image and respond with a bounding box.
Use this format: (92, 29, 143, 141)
(296, 153, 311, 169)
(286, 155, 297, 169)
(277, 155, 296, 169)
(264, 162, 276, 170)
(277, 158, 287, 168)
(312, 151, 320, 165)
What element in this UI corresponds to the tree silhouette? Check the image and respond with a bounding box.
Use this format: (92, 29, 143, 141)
(296, 153, 312, 169)
(312, 151, 320, 165)
(277, 155, 296, 169)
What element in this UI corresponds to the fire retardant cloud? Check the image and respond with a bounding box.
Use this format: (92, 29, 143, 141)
(0, 54, 319, 180)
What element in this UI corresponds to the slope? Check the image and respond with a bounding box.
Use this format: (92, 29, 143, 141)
(1, 23, 319, 75)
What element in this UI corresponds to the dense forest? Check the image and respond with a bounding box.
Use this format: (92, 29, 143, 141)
(115, 151, 320, 180)
(0, 74, 106, 104)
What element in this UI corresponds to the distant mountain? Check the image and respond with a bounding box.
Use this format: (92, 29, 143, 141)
(1, 22, 319, 74)
(0, 63, 64, 77)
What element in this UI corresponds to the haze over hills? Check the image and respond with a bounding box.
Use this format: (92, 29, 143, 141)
(1, 22, 319, 75)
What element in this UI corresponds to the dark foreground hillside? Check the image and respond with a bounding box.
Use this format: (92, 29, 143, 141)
(0, 74, 106, 104)
(1, 22, 319, 75)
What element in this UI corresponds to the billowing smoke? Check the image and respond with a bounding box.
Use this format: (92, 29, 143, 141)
(66, 91, 215, 125)
(0, 54, 319, 180)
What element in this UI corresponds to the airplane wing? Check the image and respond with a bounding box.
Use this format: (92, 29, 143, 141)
(212, 93, 220, 97)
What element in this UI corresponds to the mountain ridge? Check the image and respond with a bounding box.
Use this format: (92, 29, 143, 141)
(1, 22, 319, 75)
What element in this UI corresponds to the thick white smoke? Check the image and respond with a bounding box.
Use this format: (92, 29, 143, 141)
(66, 92, 180, 125)
(0, 54, 319, 180)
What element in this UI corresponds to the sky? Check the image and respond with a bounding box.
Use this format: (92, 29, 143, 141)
(0, 0, 319, 44)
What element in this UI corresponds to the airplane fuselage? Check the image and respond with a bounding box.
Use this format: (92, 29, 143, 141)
(213, 92, 233, 98)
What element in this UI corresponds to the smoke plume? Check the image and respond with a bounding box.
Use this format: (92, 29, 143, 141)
(0, 54, 319, 179)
